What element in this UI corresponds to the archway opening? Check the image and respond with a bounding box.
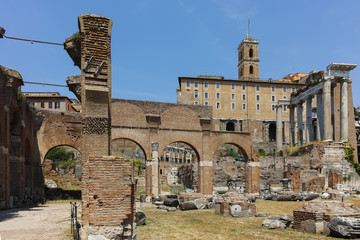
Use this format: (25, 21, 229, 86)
(44, 145, 82, 200)
(269, 123, 276, 141)
(249, 48, 253, 58)
(213, 143, 247, 192)
(226, 122, 235, 131)
(160, 142, 199, 194)
(111, 138, 146, 195)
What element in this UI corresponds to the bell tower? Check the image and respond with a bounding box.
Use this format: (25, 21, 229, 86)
(238, 34, 259, 81)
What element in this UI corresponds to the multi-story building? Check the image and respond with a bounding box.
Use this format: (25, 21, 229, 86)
(177, 35, 307, 153)
(23, 92, 78, 112)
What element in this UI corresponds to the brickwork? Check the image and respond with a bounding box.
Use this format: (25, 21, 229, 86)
(0, 65, 43, 209)
(328, 170, 343, 189)
(85, 156, 135, 226)
(285, 166, 301, 193)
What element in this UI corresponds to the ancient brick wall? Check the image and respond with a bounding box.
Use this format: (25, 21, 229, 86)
(83, 156, 135, 226)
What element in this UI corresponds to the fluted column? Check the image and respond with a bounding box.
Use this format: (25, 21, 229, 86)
(323, 77, 332, 141)
(297, 102, 304, 146)
(289, 105, 295, 146)
(276, 105, 283, 152)
(340, 79, 349, 141)
(306, 96, 313, 143)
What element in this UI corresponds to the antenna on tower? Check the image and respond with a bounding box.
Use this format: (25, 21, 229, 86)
(247, 19, 251, 38)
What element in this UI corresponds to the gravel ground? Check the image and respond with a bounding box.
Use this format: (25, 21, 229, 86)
(0, 203, 73, 240)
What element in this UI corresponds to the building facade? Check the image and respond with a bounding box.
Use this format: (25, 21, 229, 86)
(177, 35, 306, 153)
(23, 92, 78, 112)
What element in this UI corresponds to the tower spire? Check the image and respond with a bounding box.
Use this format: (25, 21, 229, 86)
(247, 19, 251, 38)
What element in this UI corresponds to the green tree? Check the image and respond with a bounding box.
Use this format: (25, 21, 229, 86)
(46, 147, 75, 167)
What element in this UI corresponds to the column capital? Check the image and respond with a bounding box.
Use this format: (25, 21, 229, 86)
(151, 142, 159, 151)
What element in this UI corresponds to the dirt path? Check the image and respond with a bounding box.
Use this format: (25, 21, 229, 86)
(0, 203, 73, 240)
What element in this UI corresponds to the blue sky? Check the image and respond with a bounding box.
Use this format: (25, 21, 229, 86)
(1, 0, 360, 107)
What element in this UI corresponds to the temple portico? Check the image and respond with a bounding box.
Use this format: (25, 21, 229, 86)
(275, 63, 357, 161)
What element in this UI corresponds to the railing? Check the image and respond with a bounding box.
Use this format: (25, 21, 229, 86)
(70, 202, 81, 240)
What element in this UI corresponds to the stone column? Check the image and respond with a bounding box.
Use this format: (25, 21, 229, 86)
(151, 142, 159, 196)
(245, 162, 260, 193)
(323, 77, 332, 141)
(276, 105, 283, 152)
(305, 96, 313, 143)
(340, 79, 349, 141)
(316, 93, 323, 141)
(289, 105, 295, 146)
(297, 102, 304, 146)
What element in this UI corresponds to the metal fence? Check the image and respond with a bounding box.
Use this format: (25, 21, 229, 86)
(70, 202, 81, 240)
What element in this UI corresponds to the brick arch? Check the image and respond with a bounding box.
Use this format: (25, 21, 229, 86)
(111, 101, 147, 128)
(111, 137, 148, 160)
(212, 142, 249, 161)
(160, 106, 201, 130)
(37, 113, 82, 163)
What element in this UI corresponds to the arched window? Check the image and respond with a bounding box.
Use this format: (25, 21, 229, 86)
(269, 123, 276, 141)
(249, 48, 253, 58)
(249, 65, 254, 75)
(226, 122, 235, 131)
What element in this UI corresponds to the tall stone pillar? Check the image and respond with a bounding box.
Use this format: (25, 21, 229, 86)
(276, 105, 283, 152)
(297, 102, 304, 146)
(151, 142, 160, 196)
(245, 162, 260, 193)
(316, 93, 323, 141)
(323, 77, 332, 141)
(340, 79, 349, 141)
(289, 105, 295, 146)
(305, 96, 313, 143)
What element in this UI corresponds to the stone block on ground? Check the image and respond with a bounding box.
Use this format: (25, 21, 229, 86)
(328, 217, 360, 238)
(193, 198, 207, 209)
(164, 199, 180, 208)
(136, 209, 146, 226)
(179, 201, 198, 211)
(255, 212, 268, 217)
(262, 219, 286, 229)
(167, 207, 177, 212)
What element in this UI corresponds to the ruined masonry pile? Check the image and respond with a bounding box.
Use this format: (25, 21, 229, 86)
(215, 191, 256, 216)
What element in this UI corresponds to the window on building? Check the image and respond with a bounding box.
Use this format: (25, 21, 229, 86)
(256, 95, 260, 101)
(231, 84, 235, 90)
(291, 87, 295, 93)
(186, 81, 190, 87)
(283, 87, 287, 92)
(231, 103, 235, 110)
(216, 102, 220, 109)
(204, 82, 208, 88)
(194, 91, 198, 98)
(283, 96, 287, 99)
(240, 67, 243, 77)
(249, 48, 253, 58)
(216, 92, 220, 99)
(204, 102, 208, 106)
(250, 65, 254, 75)
(283, 105, 287, 112)
(272, 96, 275, 102)
(271, 86, 275, 92)
(216, 82, 220, 89)
(41, 102, 44, 108)
(29, 102, 34, 106)
(194, 81, 198, 88)
(231, 94, 235, 100)
(256, 85, 260, 91)
(194, 101, 198, 105)
(67, 104, 70, 111)
(55, 102, 60, 109)
(242, 84, 246, 90)
(242, 103, 246, 110)
(204, 92, 208, 99)
(242, 94, 246, 101)
(256, 104, 260, 111)
(269, 123, 276, 141)
(272, 105, 275, 111)
(49, 102, 52, 108)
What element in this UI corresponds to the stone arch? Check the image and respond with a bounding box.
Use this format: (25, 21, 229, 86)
(159, 140, 200, 162)
(160, 106, 201, 131)
(111, 101, 147, 128)
(212, 142, 249, 161)
(37, 113, 82, 163)
(111, 137, 147, 161)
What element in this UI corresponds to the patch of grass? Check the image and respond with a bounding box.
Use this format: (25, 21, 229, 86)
(136, 198, 359, 240)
